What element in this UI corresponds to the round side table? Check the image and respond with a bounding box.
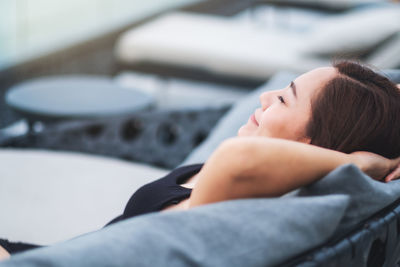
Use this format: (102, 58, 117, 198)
(5, 75, 154, 123)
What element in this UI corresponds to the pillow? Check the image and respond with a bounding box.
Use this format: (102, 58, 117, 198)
(380, 69, 400, 83)
(296, 164, 400, 235)
(1, 195, 350, 267)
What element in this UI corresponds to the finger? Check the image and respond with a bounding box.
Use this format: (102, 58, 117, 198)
(385, 169, 396, 182)
(385, 164, 400, 182)
(384, 160, 399, 182)
(385, 172, 394, 183)
(385, 165, 400, 182)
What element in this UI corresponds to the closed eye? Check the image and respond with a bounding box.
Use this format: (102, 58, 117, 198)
(278, 95, 285, 104)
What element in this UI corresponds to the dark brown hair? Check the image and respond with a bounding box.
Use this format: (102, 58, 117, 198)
(306, 61, 400, 158)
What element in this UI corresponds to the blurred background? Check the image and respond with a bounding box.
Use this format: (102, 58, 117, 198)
(1, 0, 400, 129)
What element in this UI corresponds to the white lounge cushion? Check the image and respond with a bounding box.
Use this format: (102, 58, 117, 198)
(0, 149, 169, 245)
(115, 12, 328, 79)
(115, 6, 400, 80)
(302, 6, 400, 55)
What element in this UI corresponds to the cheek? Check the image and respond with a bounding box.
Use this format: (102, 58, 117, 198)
(258, 109, 306, 139)
(258, 114, 287, 137)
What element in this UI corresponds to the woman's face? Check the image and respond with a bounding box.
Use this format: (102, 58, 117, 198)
(238, 67, 337, 142)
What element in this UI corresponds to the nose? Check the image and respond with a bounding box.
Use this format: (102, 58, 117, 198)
(259, 91, 273, 111)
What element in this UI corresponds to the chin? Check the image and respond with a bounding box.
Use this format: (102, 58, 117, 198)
(237, 126, 247, 137)
(237, 126, 254, 137)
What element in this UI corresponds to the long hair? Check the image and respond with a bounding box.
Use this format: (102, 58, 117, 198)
(306, 61, 400, 158)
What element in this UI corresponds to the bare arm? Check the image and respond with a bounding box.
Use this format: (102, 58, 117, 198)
(0, 245, 10, 261)
(189, 137, 400, 207)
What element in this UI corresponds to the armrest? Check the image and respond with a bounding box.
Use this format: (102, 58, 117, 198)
(282, 196, 400, 266)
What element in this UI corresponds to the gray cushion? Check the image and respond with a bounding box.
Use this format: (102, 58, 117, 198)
(381, 69, 400, 83)
(296, 164, 400, 236)
(1, 195, 349, 267)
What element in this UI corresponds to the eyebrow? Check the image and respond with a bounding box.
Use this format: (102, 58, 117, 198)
(290, 81, 297, 98)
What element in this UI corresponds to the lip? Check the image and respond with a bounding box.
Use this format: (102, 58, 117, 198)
(250, 113, 259, 126)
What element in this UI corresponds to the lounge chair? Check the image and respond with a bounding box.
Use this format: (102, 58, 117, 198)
(114, 4, 400, 85)
(0, 70, 399, 266)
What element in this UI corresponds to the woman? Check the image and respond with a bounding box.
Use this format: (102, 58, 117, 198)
(1, 61, 400, 260)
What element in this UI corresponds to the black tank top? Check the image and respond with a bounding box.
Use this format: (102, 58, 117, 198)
(106, 164, 203, 225)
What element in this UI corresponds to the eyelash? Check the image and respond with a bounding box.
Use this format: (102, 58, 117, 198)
(278, 96, 285, 104)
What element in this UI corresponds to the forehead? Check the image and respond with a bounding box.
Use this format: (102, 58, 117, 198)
(294, 67, 337, 100)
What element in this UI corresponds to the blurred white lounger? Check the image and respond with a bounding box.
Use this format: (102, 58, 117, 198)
(115, 6, 400, 81)
(0, 149, 168, 245)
